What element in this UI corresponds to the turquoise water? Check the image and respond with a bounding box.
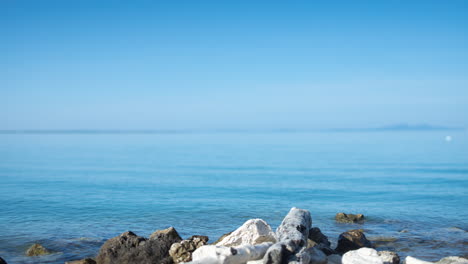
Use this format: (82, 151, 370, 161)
(0, 131, 467, 263)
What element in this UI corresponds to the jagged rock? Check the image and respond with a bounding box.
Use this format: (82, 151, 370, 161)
(169, 235, 209, 263)
(342, 248, 383, 264)
(335, 213, 365, 224)
(26, 243, 50, 256)
(294, 246, 327, 264)
(65, 258, 97, 264)
(0, 256, 7, 264)
(378, 251, 400, 264)
(437, 257, 468, 264)
(216, 219, 276, 247)
(335, 229, 372, 254)
(327, 254, 342, 264)
(263, 207, 312, 264)
(189, 242, 273, 264)
(95, 227, 182, 264)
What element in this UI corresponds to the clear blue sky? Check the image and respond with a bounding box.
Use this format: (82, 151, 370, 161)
(1, 0, 467, 130)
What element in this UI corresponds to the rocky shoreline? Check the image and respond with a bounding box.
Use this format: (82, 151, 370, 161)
(4, 208, 467, 264)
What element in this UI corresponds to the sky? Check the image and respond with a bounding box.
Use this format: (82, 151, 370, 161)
(1, 0, 467, 130)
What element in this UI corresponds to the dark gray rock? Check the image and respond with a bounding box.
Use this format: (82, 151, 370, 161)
(26, 243, 51, 256)
(308, 227, 336, 256)
(96, 227, 182, 264)
(0, 256, 7, 264)
(263, 241, 295, 264)
(169, 235, 209, 263)
(335, 212, 365, 223)
(335, 229, 372, 254)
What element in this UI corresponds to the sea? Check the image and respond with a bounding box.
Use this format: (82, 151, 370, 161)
(0, 131, 467, 263)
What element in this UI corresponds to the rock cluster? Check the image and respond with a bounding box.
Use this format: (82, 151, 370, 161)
(49, 207, 466, 264)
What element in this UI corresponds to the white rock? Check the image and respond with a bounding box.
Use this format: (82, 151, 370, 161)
(437, 257, 468, 264)
(216, 219, 276, 247)
(342, 248, 384, 264)
(405, 256, 434, 264)
(327, 254, 342, 264)
(378, 251, 400, 264)
(189, 242, 273, 264)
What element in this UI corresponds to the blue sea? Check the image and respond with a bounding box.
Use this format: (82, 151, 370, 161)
(0, 131, 467, 263)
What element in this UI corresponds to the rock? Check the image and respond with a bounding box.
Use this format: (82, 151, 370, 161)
(65, 258, 97, 264)
(263, 207, 312, 264)
(327, 254, 342, 264)
(309, 227, 336, 255)
(0, 257, 7, 264)
(189, 242, 273, 264)
(437, 257, 468, 264)
(216, 219, 276, 247)
(213, 232, 233, 245)
(378, 251, 400, 264)
(96, 228, 182, 264)
(405, 256, 434, 264)
(169, 235, 209, 263)
(26, 243, 51, 256)
(342, 248, 383, 264)
(335, 213, 365, 224)
(294, 246, 328, 264)
(335, 229, 372, 254)
(309, 228, 331, 247)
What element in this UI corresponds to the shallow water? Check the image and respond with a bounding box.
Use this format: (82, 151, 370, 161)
(0, 131, 467, 263)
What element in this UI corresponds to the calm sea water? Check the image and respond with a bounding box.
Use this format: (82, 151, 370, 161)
(0, 131, 467, 263)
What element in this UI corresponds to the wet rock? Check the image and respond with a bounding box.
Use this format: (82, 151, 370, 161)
(263, 207, 312, 263)
(342, 248, 383, 264)
(216, 219, 276, 247)
(0, 257, 7, 264)
(26, 243, 51, 256)
(378, 251, 400, 264)
(95, 227, 182, 264)
(327, 254, 342, 264)
(335, 213, 365, 224)
(189, 242, 273, 264)
(335, 229, 372, 254)
(169, 235, 209, 263)
(65, 258, 97, 264)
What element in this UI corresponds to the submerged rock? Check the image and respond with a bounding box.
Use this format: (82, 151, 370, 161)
(216, 219, 276, 247)
(335, 229, 372, 254)
(65, 258, 97, 264)
(378, 251, 400, 264)
(26, 243, 51, 256)
(95, 227, 182, 264)
(335, 213, 365, 224)
(342, 248, 383, 264)
(169, 235, 209, 263)
(189, 242, 273, 264)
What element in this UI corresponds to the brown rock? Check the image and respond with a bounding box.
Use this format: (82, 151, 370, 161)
(169, 235, 209, 263)
(26, 243, 50, 256)
(335, 229, 372, 254)
(335, 212, 365, 223)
